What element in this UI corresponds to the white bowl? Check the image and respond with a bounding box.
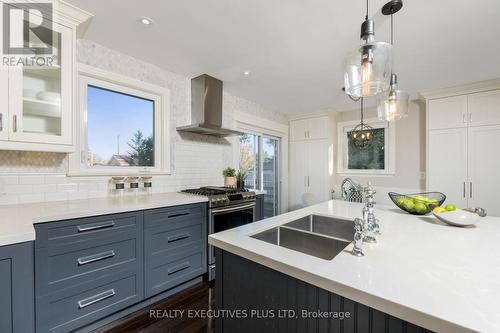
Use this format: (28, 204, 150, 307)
(432, 209, 481, 227)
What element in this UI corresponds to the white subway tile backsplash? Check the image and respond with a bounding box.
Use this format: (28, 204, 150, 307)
(33, 184, 57, 193)
(57, 183, 78, 192)
(4, 184, 33, 194)
(44, 174, 68, 184)
(19, 175, 45, 185)
(0, 175, 19, 185)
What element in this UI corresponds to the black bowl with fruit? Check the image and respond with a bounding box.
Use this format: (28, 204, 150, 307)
(388, 192, 446, 215)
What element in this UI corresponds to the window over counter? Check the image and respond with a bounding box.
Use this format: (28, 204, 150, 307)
(337, 118, 395, 175)
(69, 64, 171, 176)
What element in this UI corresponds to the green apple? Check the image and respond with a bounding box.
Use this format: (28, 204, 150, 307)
(403, 199, 415, 212)
(445, 204, 457, 211)
(414, 202, 428, 214)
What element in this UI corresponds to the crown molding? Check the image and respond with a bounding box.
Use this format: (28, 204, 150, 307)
(2, 0, 93, 35)
(419, 79, 500, 100)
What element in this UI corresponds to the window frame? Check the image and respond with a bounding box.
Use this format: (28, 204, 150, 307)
(336, 117, 396, 176)
(68, 63, 171, 176)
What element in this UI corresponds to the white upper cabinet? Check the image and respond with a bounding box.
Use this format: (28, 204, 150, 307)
(290, 119, 309, 141)
(428, 95, 468, 130)
(467, 90, 500, 127)
(290, 116, 329, 141)
(0, 2, 92, 152)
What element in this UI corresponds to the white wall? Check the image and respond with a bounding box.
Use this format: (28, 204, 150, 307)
(0, 40, 288, 205)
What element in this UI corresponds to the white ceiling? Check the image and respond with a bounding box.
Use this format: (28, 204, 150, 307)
(66, 0, 500, 114)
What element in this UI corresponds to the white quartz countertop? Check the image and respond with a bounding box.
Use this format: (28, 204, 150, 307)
(0, 192, 208, 246)
(209, 199, 500, 333)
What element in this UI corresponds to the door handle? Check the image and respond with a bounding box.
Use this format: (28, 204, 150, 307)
(307, 176, 310, 187)
(305, 176, 307, 187)
(463, 182, 466, 198)
(12, 115, 17, 132)
(0, 113, 3, 132)
(469, 113, 472, 123)
(470, 182, 473, 198)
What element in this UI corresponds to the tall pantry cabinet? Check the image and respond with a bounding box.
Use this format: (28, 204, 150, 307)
(289, 115, 331, 210)
(425, 85, 500, 216)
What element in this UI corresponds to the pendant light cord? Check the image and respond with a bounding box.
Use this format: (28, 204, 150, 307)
(360, 98, 364, 125)
(391, 14, 394, 45)
(365, 0, 369, 19)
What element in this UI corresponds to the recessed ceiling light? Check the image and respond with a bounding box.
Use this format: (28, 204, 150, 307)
(243, 71, 250, 76)
(140, 17, 153, 26)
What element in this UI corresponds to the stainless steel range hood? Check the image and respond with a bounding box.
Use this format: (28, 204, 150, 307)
(176, 74, 244, 137)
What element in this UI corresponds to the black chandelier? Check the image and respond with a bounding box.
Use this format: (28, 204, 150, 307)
(351, 98, 374, 149)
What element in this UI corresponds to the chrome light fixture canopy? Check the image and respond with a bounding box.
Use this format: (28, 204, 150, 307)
(351, 98, 374, 149)
(377, 74, 409, 121)
(344, 1, 393, 98)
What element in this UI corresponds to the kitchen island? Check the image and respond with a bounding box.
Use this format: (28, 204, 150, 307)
(209, 199, 500, 333)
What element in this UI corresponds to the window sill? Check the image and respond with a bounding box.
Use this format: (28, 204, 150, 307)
(337, 171, 395, 177)
(67, 169, 172, 177)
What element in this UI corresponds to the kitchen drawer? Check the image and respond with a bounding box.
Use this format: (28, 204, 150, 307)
(37, 238, 140, 296)
(146, 251, 204, 298)
(144, 203, 206, 230)
(148, 222, 203, 257)
(35, 211, 142, 250)
(36, 271, 141, 333)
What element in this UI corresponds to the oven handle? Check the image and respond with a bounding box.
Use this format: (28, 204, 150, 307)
(211, 202, 256, 214)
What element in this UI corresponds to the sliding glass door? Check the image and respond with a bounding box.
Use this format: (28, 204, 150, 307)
(239, 134, 281, 218)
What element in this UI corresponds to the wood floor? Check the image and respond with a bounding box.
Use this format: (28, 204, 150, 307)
(92, 282, 215, 333)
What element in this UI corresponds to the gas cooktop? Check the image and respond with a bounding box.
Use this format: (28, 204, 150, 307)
(182, 186, 255, 208)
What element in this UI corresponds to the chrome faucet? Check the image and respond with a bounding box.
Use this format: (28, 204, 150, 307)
(362, 182, 379, 242)
(351, 182, 380, 256)
(352, 217, 365, 256)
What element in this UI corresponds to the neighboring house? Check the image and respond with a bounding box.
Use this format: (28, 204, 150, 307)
(107, 154, 131, 166)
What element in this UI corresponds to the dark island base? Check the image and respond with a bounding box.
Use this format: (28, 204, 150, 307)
(215, 248, 434, 333)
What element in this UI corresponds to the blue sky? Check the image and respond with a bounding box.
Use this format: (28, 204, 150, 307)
(87, 85, 154, 160)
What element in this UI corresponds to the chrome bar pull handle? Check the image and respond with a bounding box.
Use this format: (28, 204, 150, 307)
(13, 115, 17, 132)
(470, 182, 473, 198)
(0, 113, 3, 131)
(463, 182, 466, 198)
(462, 113, 466, 123)
(469, 113, 472, 123)
(77, 250, 115, 266)
(78, 289, 115, 309)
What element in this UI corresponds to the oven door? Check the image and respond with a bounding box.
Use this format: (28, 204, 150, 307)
(208, 202, 256, 266)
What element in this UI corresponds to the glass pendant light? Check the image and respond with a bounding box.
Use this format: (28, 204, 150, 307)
(377, 0, 409, 121)
(344, 0, 392, 98)
(351, 98, 374, 149)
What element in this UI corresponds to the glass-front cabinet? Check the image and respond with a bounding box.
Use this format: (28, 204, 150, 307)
(0, 3, 91, 152)
(8, 20, 72, 146)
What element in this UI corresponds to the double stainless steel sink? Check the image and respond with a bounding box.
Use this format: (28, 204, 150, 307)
(251, 215, 354, 260)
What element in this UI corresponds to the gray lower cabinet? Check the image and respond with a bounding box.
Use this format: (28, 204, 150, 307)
(35, 211, 144, 333)
(144, 203, 207, 298)
(0, 241, 34, 333)
(33, 202, 207, 333)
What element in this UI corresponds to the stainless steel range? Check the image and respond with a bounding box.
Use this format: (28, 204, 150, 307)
(182, 186, 256, 280)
